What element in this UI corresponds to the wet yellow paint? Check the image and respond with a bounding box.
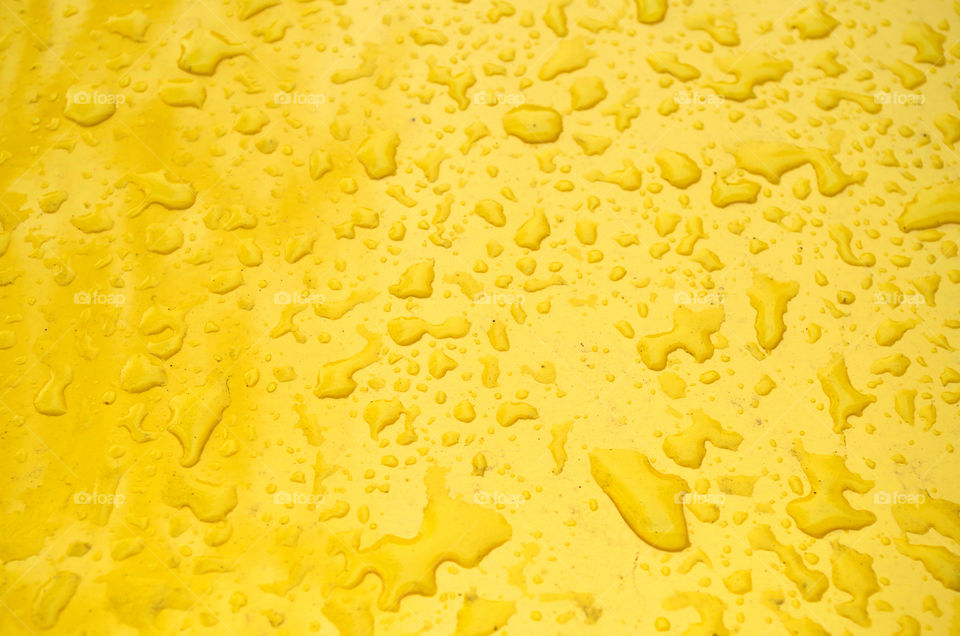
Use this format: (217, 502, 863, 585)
(0, 0, 959, 634)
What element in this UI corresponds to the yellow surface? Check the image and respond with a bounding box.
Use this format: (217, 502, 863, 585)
(1, 0, 959, 634)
